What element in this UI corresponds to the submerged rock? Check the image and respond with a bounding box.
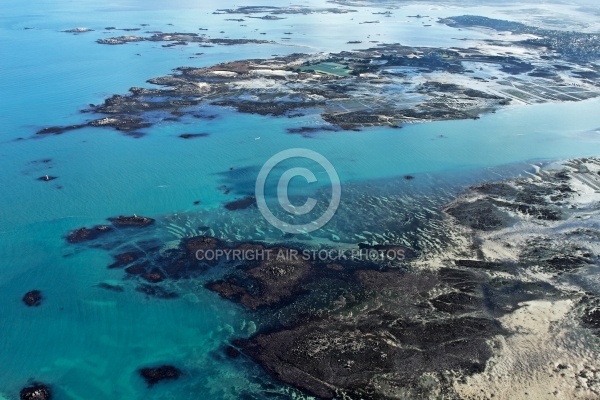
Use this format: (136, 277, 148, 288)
(108, 252, 143, 269)
(20, 383, 52, 400)
(22, 290, 43, 307)
(184, 235, 220, 258)
(225, 345, 240, 358)
(36, 124, 84, 135)
(36, 175, 58, 182)
(66, 225, 112, 243)
(179, 133, 209, 139)
(96, 282, 124, 292)
(207, 246, 312, 309)
(286, 126, 339, 137)
(125, 263, 147, 275)
(136, 284, 179, 299)
(139, 365, 182, 387)
(142, 269, 165, 283)
(224, 196, 256, 211)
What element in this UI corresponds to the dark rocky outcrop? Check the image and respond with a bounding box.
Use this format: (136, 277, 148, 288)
(37, 175, 58, 182)
(213, 100, 321, 117)
(142, 269, 165, 283)
(184, 235, 221, 259)
(108, 215, 154, 227)
(519, 241, 595, 272)
(581, 297, 600, 333)
(454, 259, 507, 271)
(286, 126, 339, 137)
(108, 252, 143, 269)
(20, 383, 52, 400)
(136, 284, 179, 299)
(37, 116, 150, 136)
(225, 346, 241, 358)
(88, 116, 151, 132)
(179, 133, 209, 139)
(445, 198, 512, 231)
(22, 290, 43, 307)
(207, 246, 312, 309)
(139, 365, 182, 387)
(237, 314, 503, 399)
(125, 264, 147, 275)
(36, 125, 86, 135)
(224, 196, 256, 211)
(431, 291, 479, 313)
(66, 225, 112, 243)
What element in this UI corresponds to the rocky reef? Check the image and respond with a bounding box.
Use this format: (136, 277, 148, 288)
(179, 132, 209, 139)
(66, 215, 154, 244)
(224, 196, 256, 211)
(108, 251, 143, 269)
(207, 245, 313, 309)
(22, 290, 43, 307)
(108, 215, 154, 227)
(221, 158, 600, 398)
(66, 225, 112, 243)
(20, 383, 52, 400)
(139, 365, 182, 387)
(36, 175, 57, 182)
(62, 158, 600, 398)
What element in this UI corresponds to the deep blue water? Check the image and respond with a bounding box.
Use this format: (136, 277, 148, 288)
(2, 1, 600, 399)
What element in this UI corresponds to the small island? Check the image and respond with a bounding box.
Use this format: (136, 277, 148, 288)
(38, 16, 599, 137)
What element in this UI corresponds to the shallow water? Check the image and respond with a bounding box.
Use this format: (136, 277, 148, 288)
(2, 0, 600, 398)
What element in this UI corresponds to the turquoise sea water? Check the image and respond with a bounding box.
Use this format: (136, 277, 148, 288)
(2, 0, 600, 398)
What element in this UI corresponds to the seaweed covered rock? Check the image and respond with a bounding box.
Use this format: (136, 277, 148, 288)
(139, 365, 182, 387)
(108, 215, 154, 227)
(224, 196, 256, 211)
(20, 383, 52, 400)
(66, 225, 112, 243)
(207, 246, 312, 309)
(22, 290, 43, 307)
(445, 198, 511, 231)
(108, 251, 143, 269)
(237, 315, 503, 399)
